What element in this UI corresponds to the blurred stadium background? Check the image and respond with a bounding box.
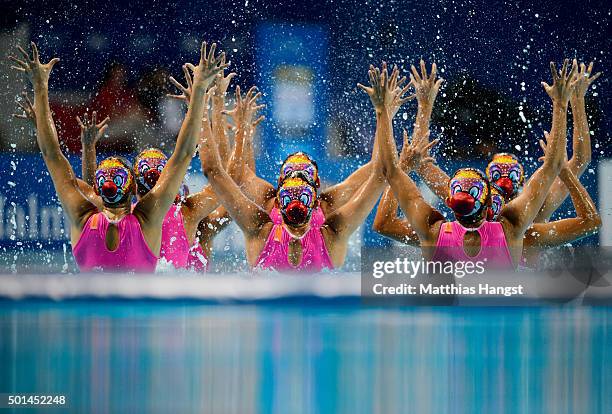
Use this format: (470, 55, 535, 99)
(0, 0, 610, 272)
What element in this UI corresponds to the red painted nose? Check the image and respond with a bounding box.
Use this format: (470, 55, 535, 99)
(448, 192, 475, 216)
(101, 181, 118, 198)
(144, 169, 160, 187)
(285, 200, 308, 225)
(496, 177, 514, 198)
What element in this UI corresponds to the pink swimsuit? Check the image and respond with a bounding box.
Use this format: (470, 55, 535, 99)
(431, 221, 514, 269)
(160, 205, 208, 271)
(255, 207, 333, 272)
(73, 212, 158, 272)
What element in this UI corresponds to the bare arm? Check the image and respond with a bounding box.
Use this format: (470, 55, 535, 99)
(373, 128, 438, 245)
(211, 59, 235, 166)
(10, 43, 95, 231)
(535, 60, 600, 222)
(323, 64, 413, 210)
(78, 111, 109, 187)
(526, 167, 600, 247)
(198, 88, 270, 237)
(135, 42, 226, 228)
(373, 187, 420, 245)
(501, 60, 576, 238)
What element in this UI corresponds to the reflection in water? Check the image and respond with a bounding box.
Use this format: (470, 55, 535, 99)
(0, 303, 610, 413)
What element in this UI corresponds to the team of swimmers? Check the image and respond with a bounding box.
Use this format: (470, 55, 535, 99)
(9, 41, 602, 273)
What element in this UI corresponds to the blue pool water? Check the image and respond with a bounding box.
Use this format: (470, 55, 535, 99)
(0, 302, 610, 414)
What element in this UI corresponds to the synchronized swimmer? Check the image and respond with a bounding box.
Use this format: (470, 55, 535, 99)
(10, 41, 602, 273)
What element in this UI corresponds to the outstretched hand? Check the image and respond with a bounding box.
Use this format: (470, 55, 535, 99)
(399, 129, 438, 172)
(542, 59, 578, 104)
(168, 65, 194, 104)
(9, 42, 59, 88)
(186, 42, 228, 91)
(571, 59, 601, 101)
(213, 54, 237, 101)
(77, 111, 110, 147)
(358, 62, 414, 114)
(410, 59, 444, 107)
(224, 85, 265, 133)
(13, 91, 36, 127)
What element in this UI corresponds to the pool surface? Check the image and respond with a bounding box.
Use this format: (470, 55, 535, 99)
(0, 302, 610, 414)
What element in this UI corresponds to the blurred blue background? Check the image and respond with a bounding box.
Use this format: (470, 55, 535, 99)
(0, 0, 610, 270)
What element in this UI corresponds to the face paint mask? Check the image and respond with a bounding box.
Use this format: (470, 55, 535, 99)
(487, 183, 506, 221)
(134, 148, 168, 195)
(279, 153, 320, 188)
(446, 168, 490, 224)
(277, 176, 317, 227)
(486, 153, 524, 199)
(95, 158, 134, 206)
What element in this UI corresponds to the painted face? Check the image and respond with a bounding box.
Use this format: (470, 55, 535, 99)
(486, 153, 524, 199)
(279, 153, 319, 187)
(134, 148, 168, 194)
(447, 168, 490, 222)
(277, 177, 317, 226)
(488, 183, 506, 221)
(95, 158, 134, 205)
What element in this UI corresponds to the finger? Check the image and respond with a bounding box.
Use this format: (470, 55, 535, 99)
(207, 43, 217, 64)
(97, 116, 110, 128)
(185, 62, 196, 72)
(587, 61, 594, 75)
(402, 129, 409, 147)
(8, 56, 28, 67)
(167, 94, 187, 101)
(92, 111, 97, 126)
(399, 94, 416, 104)
(200, 41, 207, 64)
(16, 45, 30, 61)
(425, 138, 440, 151)
(357, 83, 372, 93)
(579, 61, 585, 75)
(420, 59, 428, 79)
(253, 115, 265, 126)
(48, 57, 60, 69)
(76, 116, 84, 128)
(98, 124, 109, 136)
(430, 62, 437, 80)
(169, 76, 187, 93)
(182, 65, 193, 90)
(539, 139, 547, 154)
(567, 59, 577, 80)
(12, 113, 27, 119)
(410, 64, 421, 82)
(226, 72, 237, 82)
(397, 76, 407, 87)
(30, 42, 39, 62)
(589, 72, 601, 83)
(538, 156, 545, 163)
(10, 66, 26, 72)
(541, 81, 551, 91)
(549, 62, 558, 81)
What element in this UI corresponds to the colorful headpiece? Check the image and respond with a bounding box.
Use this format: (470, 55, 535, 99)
(279, 152, 320, 188)
(446, 168, 490, 224)
(277, 173, 318, 227)
(485, 153, 524, 199)
(487, 183, 506, 222)
(134, 148, 168, 195)
(94, 157, 134, 206)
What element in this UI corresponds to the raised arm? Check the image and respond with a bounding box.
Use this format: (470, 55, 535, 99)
(135, 42, 226, 227)
(198, 85, 271, 237)
(211, 56, 236, 166)
(373, 129, 437, 245)
(10, 43, 95, 232)
(525, 139, 601, 247)
(78, 111, 109, 187)
(535, 60, 600, 221)
(322, 65, 413, 210)
(406, 59, 450, 200)
(501, 60, 577, 238)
